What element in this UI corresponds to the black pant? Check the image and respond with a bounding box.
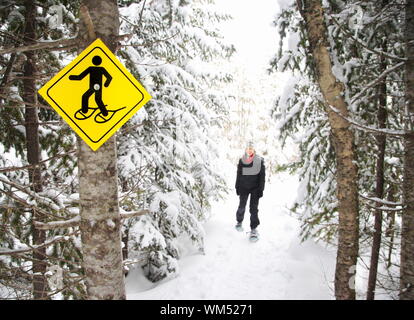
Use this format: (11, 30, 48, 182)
(82, 87, 108, 116)
(236, 190, 260, 230)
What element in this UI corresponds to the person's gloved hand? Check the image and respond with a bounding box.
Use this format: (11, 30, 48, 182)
(258, 190, 263, 198)
(236, 187, 240, 196)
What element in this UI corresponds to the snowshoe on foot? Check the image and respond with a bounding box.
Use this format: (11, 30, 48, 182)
(235, 222, 243, 232)
(249, 229, 259, 242)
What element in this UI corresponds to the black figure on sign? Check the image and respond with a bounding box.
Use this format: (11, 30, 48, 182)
(69, 55, 112, 117)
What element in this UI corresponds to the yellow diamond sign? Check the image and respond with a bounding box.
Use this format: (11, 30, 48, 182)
(38, 38, 151, 151)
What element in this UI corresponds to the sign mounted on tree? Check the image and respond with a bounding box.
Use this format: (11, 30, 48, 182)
(38, 38, 151, 151)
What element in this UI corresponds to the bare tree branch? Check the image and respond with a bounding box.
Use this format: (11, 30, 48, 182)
(0, 232, 78, 256)
(1, 189, 51, 218)
(0, 34, 132, 56)
(120, 209, 150, 220)
(0, 38, 79, 55)
(33, 209, 150, 230)
(0, 149, 75, 173)
(351, 61, 405, 104)
(330, 15, 407, 62)
(360, 193, 403, 207)
(33, 216, 81, 230)
(327, 104, 409, 137)
(0, 93, 52, 110)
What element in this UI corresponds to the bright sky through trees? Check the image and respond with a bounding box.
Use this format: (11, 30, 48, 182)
(216, 0, 281, 74)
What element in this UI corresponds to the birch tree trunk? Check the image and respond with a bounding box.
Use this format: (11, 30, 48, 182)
(77, 0, 126, 300)
(23, 0, 48, 299)
(400, 0, 414, 300)
(297, 0, 359, 300)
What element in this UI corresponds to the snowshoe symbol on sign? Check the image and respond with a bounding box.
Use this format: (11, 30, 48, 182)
(74, 107, 126, 124)
(69, 55, 126, 124)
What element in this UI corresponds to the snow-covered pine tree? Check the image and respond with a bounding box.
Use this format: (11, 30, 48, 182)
(271, 0, 406, 298)
(1, 0, 233, 297)
(115, 0, 233, 282)
(271, 1, 338, 243)
(0, 0, 85, 299)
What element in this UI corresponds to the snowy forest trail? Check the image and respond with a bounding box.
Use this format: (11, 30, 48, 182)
(126, 173, 337, 300)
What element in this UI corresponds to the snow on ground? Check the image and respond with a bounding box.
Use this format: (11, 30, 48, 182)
(126, 172, 337, 300)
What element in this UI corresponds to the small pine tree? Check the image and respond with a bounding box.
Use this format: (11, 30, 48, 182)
(116, 0, 234, 282)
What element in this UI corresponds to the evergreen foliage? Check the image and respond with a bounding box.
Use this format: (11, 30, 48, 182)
(271, 0, 405, 297)
(0, 0, 232, 298)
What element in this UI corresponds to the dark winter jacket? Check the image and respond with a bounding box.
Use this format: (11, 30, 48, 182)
(235, 155, 265, 197)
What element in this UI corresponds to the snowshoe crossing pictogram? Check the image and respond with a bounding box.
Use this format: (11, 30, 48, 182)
(74, 107, 126, 123)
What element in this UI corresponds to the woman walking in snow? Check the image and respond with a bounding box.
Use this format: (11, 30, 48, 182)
(235, 142, 265, 241)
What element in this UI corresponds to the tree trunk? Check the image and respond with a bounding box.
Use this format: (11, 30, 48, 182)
(77, 0, 125, 300)
(23, 0, 48, 299)
(366, 44, 387, 300)
(386, 203, 395, 269)
(400, 0, 414, 300)
(385, 173, 397, 269)
(298, 0, 359, 300)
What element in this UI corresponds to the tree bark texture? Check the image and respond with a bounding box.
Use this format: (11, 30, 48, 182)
(77, 0, 125, 300)
(401, 0, 414, 300)
(23, 0, 48, 299)
(367, 30, 388, 300)
(366, 64, 387, 301)
(298, 0, 359, 300)
(386, 191, 396, 269)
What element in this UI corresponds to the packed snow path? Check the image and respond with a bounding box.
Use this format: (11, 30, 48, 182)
(126, 173, 336, 299)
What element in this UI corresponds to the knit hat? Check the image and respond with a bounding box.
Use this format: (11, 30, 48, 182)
(246, 141, 255, 149)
